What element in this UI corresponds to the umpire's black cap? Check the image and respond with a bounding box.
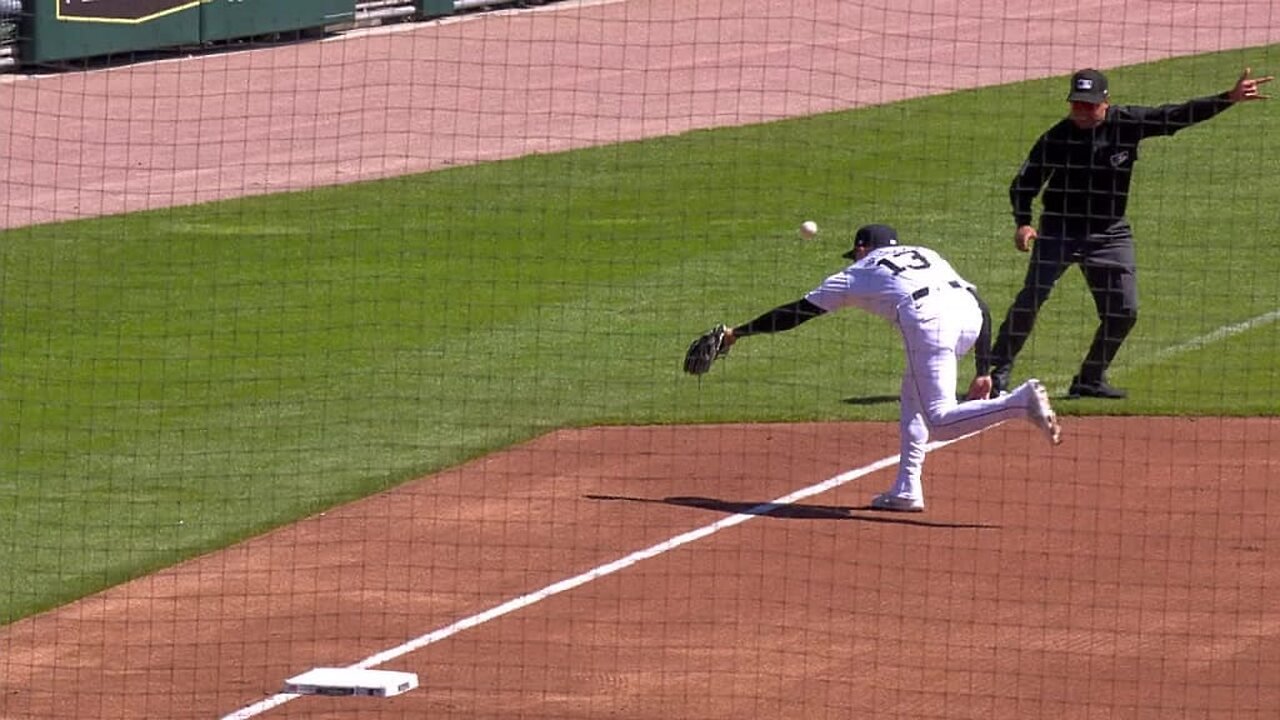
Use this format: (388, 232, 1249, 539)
(842, 223, 899, 258)
(1067, 68, 1109, 103)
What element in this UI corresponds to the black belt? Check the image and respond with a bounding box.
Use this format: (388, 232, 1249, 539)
(911, 280, 963, 301)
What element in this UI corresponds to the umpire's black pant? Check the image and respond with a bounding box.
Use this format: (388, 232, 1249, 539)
(992, 222, 1139, 383)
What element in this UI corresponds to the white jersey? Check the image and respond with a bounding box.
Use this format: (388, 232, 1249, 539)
(803, 245, 974, 323)
(730, 236, 1057, 513)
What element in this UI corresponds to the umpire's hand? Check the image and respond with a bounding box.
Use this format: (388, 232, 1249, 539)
(1227, 67, 1273, 103)
(1014, 225, 1037, 253)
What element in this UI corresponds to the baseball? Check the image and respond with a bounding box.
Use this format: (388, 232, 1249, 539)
(799, 220, 819, 238)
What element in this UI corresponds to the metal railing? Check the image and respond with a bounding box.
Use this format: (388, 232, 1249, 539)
(349, 0, 534, 27)
(353, 0, 418, 25)
(0, 18, 15, 71)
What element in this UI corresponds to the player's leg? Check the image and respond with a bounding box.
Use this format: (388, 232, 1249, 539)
(906, 293, 1059, 442)
(921, 362, 1061, 444)
(872, 303, 1062, 512)
(870, 373, 929, 512)
(1073, 231, 1137, 398)
(989, 236, 1072, 394)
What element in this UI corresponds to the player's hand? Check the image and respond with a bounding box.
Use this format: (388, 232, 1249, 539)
(965, 375, 993, 401)
(1228, 67, 1273, 103)
(1014, 225, 1037, 253)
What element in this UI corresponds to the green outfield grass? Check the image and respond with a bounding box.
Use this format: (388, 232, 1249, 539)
(2, 48, 1278, 623)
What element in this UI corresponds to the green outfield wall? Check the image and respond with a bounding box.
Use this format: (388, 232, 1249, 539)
(416, 0, 455, 18)
(23, 0, 356, 64)
(201, 0, 355, 44)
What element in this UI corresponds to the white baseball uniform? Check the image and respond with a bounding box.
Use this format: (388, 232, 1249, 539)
(804, 245, 1045, 505)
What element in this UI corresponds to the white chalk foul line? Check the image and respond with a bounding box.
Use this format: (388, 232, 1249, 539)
(1135, 309, 1280, 367)
(1031, 308, 1280, 391)
(219, 434, 989, 719)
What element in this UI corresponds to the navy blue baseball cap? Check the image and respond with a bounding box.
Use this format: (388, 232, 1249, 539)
(843, 223, 899, 258)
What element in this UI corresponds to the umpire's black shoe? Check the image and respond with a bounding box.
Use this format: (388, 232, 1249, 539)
(990, 366, 1011, 398)
(1068, 376, 1127, 399)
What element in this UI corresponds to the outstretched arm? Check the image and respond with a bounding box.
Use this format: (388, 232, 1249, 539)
(726, 299, 828, 346)
(1134, 68, 1272, 137)
(683, 299, 828, 376)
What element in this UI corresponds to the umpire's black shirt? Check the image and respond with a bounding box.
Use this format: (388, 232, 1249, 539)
(1010, 93, 1234, 235)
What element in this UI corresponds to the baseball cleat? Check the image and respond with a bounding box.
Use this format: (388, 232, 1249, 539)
(869, 492, 925, 513)
(1025, 379, 1061, 445)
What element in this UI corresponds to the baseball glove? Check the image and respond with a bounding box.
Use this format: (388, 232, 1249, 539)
(683, 324, 732, 375)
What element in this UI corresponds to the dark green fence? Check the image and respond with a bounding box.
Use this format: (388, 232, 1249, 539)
(21, 0, 358, 65)
(26, 0, 201, 64)
(202, 0, 356, 44)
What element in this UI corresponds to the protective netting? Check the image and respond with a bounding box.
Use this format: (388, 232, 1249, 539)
(1, 2, 1278, 718)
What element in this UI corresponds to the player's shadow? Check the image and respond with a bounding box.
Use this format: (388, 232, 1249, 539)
(841, 394, 898, 406)
(585, 494, 998, 529)
(844, 394, 983, 406)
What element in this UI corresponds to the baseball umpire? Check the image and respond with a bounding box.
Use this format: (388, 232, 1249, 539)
(990, 67, 1273, 399)
(683, 223, 1061, 513)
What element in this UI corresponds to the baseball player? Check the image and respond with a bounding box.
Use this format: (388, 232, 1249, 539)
(685, 223, 1061, 512)
(991, 67, 1273, 399)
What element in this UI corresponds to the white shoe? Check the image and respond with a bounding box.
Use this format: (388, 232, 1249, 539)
(1025, 379, 1061, 445)
(870, 492, 925, 513)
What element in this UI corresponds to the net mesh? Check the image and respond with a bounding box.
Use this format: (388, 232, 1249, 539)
(1, 1, 1278, 718)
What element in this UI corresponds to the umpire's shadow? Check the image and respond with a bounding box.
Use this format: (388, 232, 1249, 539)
(585, 494, 999, 529)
